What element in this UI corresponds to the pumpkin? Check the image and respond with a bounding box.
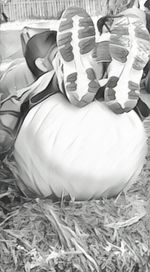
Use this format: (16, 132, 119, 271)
(14, 93, 147, 200)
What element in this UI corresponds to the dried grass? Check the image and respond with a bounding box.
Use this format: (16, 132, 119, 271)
(0, 117, 150, 272)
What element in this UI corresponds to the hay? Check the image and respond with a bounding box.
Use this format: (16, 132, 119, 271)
(0, 117, 150, 272)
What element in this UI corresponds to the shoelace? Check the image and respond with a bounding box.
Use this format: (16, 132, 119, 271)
(52, 52, 66, 95)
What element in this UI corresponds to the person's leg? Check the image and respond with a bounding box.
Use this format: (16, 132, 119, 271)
(0, 28, 60, 159)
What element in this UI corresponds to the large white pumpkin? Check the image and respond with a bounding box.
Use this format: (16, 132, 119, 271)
(14, 93, 147, 200)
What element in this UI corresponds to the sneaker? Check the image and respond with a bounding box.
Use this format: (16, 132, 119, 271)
(0, 70, 57, 159)
(105, 9, 150, 114)
(56, 6, 100, 107)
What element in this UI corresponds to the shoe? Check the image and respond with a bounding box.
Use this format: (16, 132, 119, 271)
(57, 6, 100, 107)
(105, 11, 150, 114)
(0, 70, 57, 160)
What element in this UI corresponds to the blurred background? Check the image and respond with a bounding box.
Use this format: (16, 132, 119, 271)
(0, 0, 135, 22)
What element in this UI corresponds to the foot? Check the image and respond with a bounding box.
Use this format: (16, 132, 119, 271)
(105, 12, 150, 114)
(0, 70, 57, 159)
(57, 6, 100, 107)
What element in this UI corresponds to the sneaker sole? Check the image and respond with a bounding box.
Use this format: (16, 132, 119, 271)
(105, 14, 150, 114)
(57, 6, 100, 107)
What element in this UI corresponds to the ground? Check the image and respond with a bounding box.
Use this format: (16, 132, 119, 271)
(0, 118, 149, 272)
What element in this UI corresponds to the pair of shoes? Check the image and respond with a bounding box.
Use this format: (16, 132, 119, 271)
(56, 6, 150, 113)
